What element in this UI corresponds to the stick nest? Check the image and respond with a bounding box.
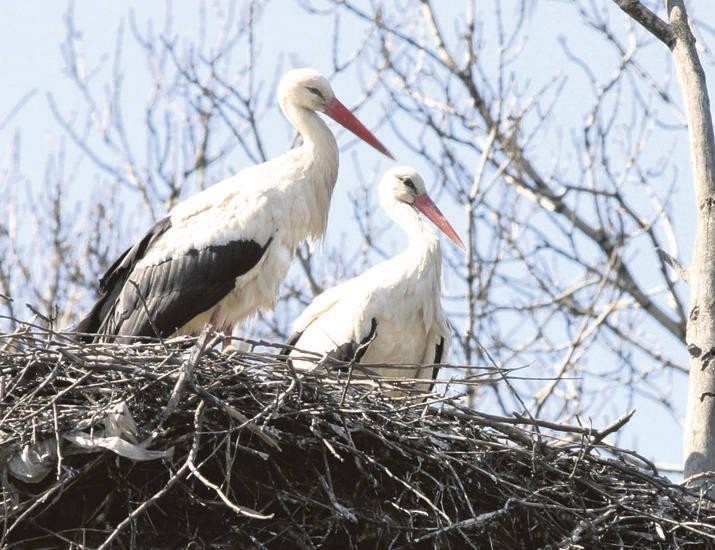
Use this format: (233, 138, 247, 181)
(1, 327, 713, 549)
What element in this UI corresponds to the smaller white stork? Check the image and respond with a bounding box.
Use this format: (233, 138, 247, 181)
(287, 166, 464, 393)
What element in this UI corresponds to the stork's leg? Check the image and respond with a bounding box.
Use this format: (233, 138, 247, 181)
(208, 307, 225, 344)
(208, 307, 235, 351)
(209, 307, 222, 329)
(222, 323, 234, 350)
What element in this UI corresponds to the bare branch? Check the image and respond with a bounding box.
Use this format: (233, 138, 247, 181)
(611, 0, 675, 48)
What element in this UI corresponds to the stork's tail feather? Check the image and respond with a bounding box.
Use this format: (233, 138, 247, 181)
(69, 299, 108, 342)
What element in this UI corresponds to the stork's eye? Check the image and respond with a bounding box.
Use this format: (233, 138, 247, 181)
(307, 87, 325, 100)
(400, 177, 417, 192)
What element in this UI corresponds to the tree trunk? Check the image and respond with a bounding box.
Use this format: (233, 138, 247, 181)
(665, 0, 715, 481)
(613, 0, 715, 480)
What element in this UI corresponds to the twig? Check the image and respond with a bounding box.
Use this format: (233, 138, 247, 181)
(96, 402, 206, 550)
(657, 248, 689, 282)
(610, 0, 675, 48)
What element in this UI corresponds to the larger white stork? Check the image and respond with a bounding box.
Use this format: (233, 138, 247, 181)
(75, 68, 392, 340)
(287, 166, 463, 392)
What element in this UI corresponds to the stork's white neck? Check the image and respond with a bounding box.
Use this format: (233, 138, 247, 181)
(280, 101, 340, 246)
(387, 200, 441, 260)
(283, 102, 338, 160)
(384, 199, 443, 331)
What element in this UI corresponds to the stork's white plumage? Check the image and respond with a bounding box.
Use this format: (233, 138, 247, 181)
(288, 166, 464, 391)
(76, 68, 392, 340)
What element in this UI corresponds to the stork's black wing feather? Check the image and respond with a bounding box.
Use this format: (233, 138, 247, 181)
(432, 336, 445, 379)
(285, 330, 303, 350)
(280, 329, 304, 360)
(425, 336, 445, 392)
(324, 317, 378, 369)
(74, 217, 171, 339)
(75, 217, 272, 340)
(100, 217, 172, 292)
(109, 238, 272, 338)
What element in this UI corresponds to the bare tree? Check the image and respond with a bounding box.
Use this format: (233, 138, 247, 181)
(296, 0, 714, 472)
(2, 0, 715, 477)
(606, 0, 715, 482)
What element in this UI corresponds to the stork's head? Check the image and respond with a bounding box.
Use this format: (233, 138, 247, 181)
(278, 68, 394, 159)
(278, 69, 335, 112)
(380, 166, 465, 250)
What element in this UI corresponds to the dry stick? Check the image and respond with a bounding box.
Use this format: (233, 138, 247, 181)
(52, 401, 63, 480)
(474, 341, 543, 443)
(0, 323, 30, 355)
(192, 383, 281, 451)
(248, 377, 296, 426)
(590, 409, 637, 445)
(0, 360, 60, 424)
(96, 402, 206, 550)
(187, 453, 273, 519)
(152, 328, 211, 434)
(360, 452, 452, 523)
(414, 501, 513, 543)
(7, 362, 93, 426)
(60, 347, 167, 379)
(441, 405, 635, 442)
(509, 409, 637, 444)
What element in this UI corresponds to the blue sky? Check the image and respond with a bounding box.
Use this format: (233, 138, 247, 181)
(2, 1, 713, 472)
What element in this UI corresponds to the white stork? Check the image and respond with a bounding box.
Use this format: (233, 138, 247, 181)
(75, 68, 392, 341)
(287, 166, 463, 392)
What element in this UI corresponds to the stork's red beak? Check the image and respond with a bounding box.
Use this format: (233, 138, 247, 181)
(414, 194, 465, 250)
(325, 98, 394, 159)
